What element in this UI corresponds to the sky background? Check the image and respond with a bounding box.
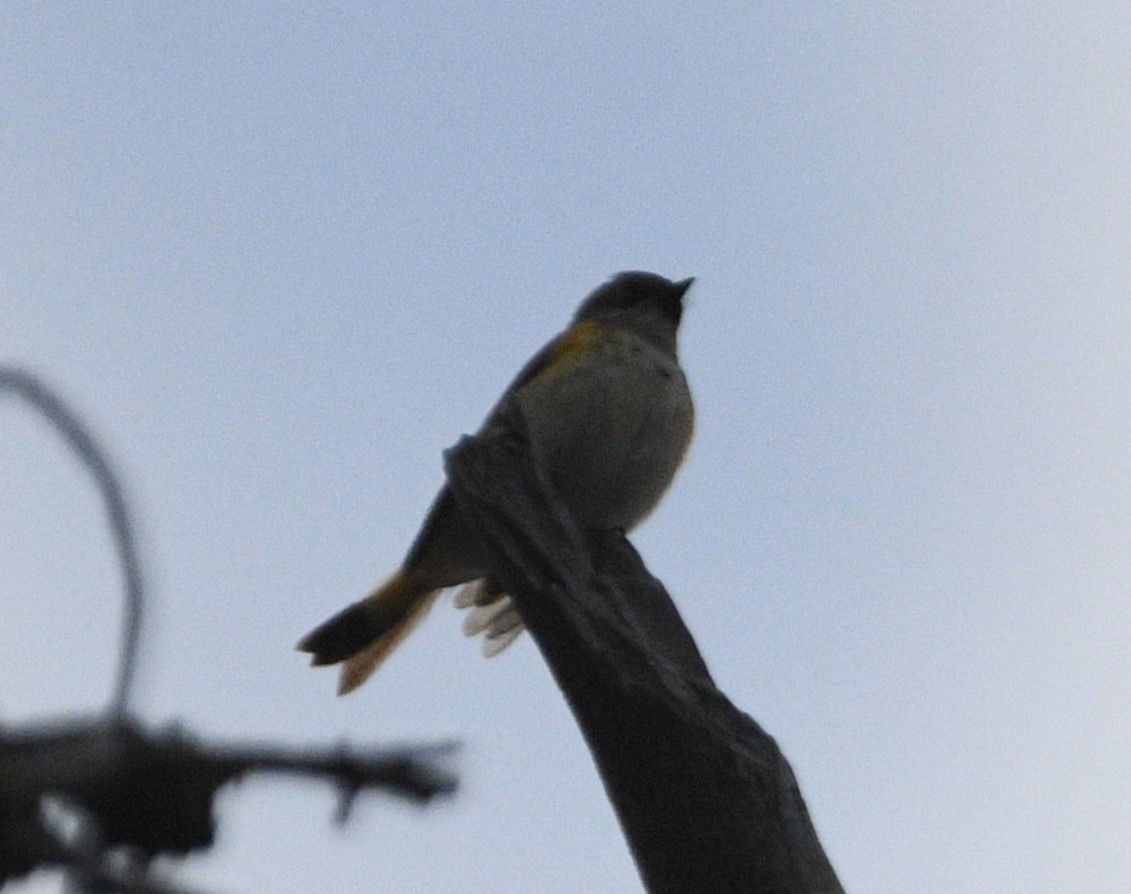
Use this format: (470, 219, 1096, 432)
(3, 4, 1129, 892)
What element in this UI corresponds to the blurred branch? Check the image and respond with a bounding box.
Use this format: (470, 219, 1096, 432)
(0, 715, 458, 889)
(1, 367, 461, 892)
(444, 400, 845, 894)
(36, 794, 220, 894)
(1, 366, 143, 718)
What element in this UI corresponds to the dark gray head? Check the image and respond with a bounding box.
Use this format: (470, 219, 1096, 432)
(574, 272, 695, 337)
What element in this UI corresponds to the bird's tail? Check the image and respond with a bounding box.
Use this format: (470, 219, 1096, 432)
(298, 571, 438, 695)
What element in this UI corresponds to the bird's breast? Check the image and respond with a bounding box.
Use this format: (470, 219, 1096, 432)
(516, 330, 693, 530)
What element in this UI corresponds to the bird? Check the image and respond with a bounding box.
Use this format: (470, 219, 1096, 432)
(298, 271, 695, 694)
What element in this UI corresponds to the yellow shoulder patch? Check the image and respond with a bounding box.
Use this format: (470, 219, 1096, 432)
(529, 319, 610, 389)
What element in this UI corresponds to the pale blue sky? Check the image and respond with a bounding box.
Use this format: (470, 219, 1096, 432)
(4, 5, 1129, 892)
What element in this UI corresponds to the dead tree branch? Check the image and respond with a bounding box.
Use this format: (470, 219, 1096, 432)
(444, 401, 845, 894)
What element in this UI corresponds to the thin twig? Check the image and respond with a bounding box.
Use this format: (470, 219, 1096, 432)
(1, 366, 143, 718)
